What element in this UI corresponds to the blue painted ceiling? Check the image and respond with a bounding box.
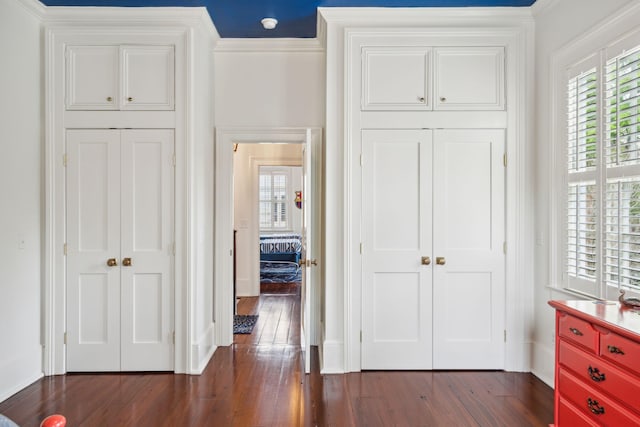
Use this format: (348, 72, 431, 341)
(40, 0, 536, 38)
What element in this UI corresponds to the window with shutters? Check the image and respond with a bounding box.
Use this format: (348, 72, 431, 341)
(563, 41, 640, 298)
(259, 167, 289, 231)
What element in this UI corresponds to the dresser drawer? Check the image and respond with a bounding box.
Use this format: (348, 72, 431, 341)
(558, 369, 640, 426)
(559, 340, 640, 412)
(559, 311, 599, 353)
(600, 329, 640, 376)
(558, 398, 598, 427)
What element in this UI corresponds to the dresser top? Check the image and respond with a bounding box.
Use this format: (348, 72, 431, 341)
(549, 300, 640, 341)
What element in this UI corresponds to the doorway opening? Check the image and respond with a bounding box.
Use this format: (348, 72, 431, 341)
(232, 143, 303, 345)
(215, 127, 322, 374)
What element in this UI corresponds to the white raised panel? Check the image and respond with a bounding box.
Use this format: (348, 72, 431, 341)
(66, 46, 119, 110)
(362, 47, 431, 110)
(372, 140, 421, 250)
(434, 47, 504, 110)
(121, 46, 175, 111)
(78, 274, 110, 344)
(373, 273, 421, 341)
(361, 129, 433, 370)
(132, 273, 163, 343)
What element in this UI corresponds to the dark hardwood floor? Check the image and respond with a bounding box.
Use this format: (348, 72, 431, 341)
(0, 284, 554, 426)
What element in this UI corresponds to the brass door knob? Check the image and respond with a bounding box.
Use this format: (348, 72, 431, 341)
(122, 257, 132, 267)
(421, 256, 431, 265)
(436, 257, 446, 265)
(107, 258, 118, 267)
(418, 96, 425, 103)
(106, 96, 113, 102)
(127, 97, 133, 102)
(440, 97, 447, 102)
(310, 259, 318, 266)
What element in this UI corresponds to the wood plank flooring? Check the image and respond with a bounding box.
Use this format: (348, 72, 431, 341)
(0, 285, 554, 426)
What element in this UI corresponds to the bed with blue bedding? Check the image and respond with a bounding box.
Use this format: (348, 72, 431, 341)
(259, 233, 302, 283)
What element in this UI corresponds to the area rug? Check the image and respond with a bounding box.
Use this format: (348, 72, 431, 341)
(233, 314, 259, 334)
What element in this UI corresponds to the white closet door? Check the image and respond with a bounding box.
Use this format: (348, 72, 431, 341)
(66, 129, 121, 371)
(361, 129, 433, 369)
(432, 129, 505, 369)
(120, 129, 174, 371)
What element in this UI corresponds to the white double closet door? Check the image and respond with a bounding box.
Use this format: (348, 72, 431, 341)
(66, 129, 175, 372)
(362, 129, 505, 370)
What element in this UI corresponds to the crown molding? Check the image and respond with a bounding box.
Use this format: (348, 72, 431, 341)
(318, 6, 534, 26)
(213, 38, 324, 53)
(15, 0, 47, 20)
(530, 0, 560, 17)
(42, 5, 219, 40)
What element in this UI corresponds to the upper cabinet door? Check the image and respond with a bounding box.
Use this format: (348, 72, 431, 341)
(120, 46, 175, 111)
(66, 46, 119, 110)
(362, 47, 431, 110)
(434, 47, 505, 111)
(66, 45, 174, 111)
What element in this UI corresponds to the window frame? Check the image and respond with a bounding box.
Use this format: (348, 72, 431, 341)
(551, 22, 640, 301)
(258, 166, 293, 231)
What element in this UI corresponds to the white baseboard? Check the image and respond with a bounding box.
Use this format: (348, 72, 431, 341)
(190, 322, 217, 374)
(320, 339, 344, 374)
(0, 371, 43, 404)
(530, 341, 555, 388)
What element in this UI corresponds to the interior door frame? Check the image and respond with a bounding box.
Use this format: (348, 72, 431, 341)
(214, 127, 323, 348)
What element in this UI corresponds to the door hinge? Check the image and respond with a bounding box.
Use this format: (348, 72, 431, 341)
(504, 330, 507, 342)
(360, 154, 363, 167)
(64, 332, 67, 344)
(503, 242, 507, 254)
(172, 331, 175, 344)
(503, 153, 507, 167)
(360, 331, 362, 342)
(63, 154, 67, 167)
(63, 243, 67, 256)
(360, 243, 363, 254)
(172, 154, 176, 167)
(173, 242, 176, 256)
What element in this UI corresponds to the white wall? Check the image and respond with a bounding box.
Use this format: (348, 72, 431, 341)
(233, 144, 303, 297)
(532, 0, 636, 387)
(0, 0, 44, 402)
(213, 42, 325, 128)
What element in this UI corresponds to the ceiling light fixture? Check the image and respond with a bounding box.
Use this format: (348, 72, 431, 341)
(261, 18, 278, 30)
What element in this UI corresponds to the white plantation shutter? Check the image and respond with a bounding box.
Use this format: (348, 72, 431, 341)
(567, 69, 598, 172)
(564, 42, 640, 297)
(604, 46, 640, 293)
(566, 67, 599, 295)
(259, 166, 290, 230)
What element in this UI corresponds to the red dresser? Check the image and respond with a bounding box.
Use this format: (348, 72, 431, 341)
(549, 300, 640, 426)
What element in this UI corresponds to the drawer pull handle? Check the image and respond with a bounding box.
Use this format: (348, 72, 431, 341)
(587, 397, 605, 415)
(608, 345, 625, 355)
(569, 327, 583, 336)
(588, 366, 606, 382)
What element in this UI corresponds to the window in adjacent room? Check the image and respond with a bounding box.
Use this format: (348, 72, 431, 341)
(563, 38, 640, 299)
(259, 166, 289, 230)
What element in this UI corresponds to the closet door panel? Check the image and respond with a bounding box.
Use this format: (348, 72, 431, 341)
(432, 129, 505, 369)
(361, 129, 433, 369)
(66, 129, 121, 371)
(120, 129, 174, 371)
